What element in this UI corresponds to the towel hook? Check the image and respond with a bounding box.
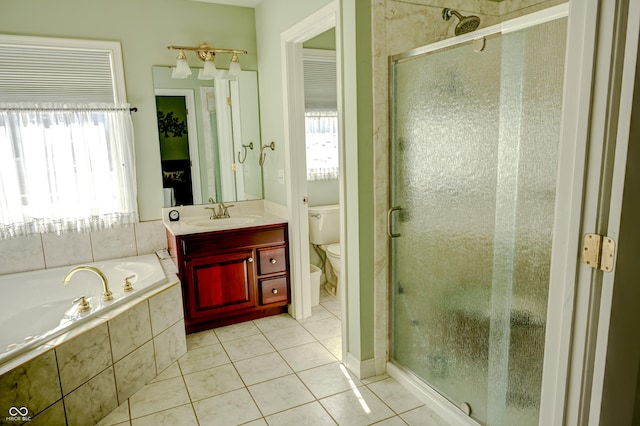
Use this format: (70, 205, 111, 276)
(237, 142, 254, 164)
(259, 141, 276, 166)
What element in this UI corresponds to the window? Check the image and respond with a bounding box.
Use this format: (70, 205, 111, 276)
(305, 111, 339, 180)
(0, 35, 137, 239)
(304, 49, 338, 181)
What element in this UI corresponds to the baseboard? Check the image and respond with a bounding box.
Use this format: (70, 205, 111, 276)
(344, 352, 379, 379)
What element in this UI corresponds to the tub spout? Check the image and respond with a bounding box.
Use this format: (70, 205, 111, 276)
(63, 266, 113, 301)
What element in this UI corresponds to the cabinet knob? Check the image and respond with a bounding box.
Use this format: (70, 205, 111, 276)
(272, 288, 278, 294)
(270, 258, 277, 264)
(248, 257, 254, 263)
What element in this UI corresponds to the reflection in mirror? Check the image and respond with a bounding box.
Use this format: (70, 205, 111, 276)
(152, 66, 263, 206)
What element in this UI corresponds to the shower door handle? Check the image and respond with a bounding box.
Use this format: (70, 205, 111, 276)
(387, 206, 402, 238)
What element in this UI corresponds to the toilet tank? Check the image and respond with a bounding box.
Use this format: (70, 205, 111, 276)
(308, 204, 340, 245)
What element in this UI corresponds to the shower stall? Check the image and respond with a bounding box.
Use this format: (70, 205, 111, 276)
(389, 6, 568, 425)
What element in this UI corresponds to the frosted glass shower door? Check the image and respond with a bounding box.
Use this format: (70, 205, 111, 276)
(390, 17, 566, 425)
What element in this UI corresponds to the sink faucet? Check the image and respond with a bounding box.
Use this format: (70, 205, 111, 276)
(217, 202, 234, 219)
(63, 266, 113, 301)
(205, 201, 234, 219)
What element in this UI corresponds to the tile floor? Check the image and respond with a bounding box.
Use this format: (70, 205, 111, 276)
(97, 287, 449, 426)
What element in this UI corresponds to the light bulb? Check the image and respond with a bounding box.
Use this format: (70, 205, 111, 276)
(228, 53, 241, 78)
(198, 52, 217, 80)
(171, 50, 192, 79)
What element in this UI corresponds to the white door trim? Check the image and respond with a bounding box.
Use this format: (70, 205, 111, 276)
(281, 1, 340, 321)
(540, 0, 638, 424)
(154, 88, 202, 204)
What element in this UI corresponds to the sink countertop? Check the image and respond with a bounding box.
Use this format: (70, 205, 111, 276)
(162, 200, 288, 236)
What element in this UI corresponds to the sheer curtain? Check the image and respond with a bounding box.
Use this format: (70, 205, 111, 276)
(0, 103, 138, 238)
(305, 111, 339, 181)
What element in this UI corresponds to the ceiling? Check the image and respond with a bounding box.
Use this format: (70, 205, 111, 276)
(191, 0, 262, 7)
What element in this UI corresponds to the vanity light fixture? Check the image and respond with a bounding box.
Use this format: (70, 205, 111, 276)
(171, 49, 192, 79)
(167, 42, 248, 80)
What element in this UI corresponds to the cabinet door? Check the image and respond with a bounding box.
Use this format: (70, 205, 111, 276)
(183, 249, 255, 320)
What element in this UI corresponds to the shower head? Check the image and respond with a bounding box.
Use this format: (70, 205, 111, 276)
(442, 8, 481, 36)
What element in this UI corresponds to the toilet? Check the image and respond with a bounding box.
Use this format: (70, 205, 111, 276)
(308, 204, 341, 300)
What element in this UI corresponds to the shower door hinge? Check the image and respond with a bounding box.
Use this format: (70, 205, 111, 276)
(582, 233, 616, 273)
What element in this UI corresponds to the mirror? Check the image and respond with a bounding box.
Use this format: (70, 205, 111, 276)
(152, 66, 263, 205)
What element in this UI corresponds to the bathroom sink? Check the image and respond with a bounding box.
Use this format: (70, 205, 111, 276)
(182, 215, 259, 228)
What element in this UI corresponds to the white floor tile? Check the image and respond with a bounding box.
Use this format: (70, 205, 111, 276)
(128, 377, 190, 419)
(213, 320, 261, 342)
(367, 377, 424, 414)
(297, 362, 362, 399)
(178, 343, 230, 375)
(185, 329, 219, 350)
(265, 401, 337, 425)
(264, 323, 316, 350)
(106, 301, 450, 426)
(297, 305, 334, 324)
(233, 351, 293, 386)
(321, 299, 342, 317)
(96, 400, 129, 426)
(221, 333, 275, 361)
(248, 374, 315, 416)
(193, 388, 262, 425)
(151, 362, 181, 383)
(400, 405, 450, 426)
(130, 404, 198, 426)
(279, 341, 338, 372)
(253, 313, 299, 332)
(320, 335, 343, 361)
(183, 363, 245, 401)
(301, 316, 342, 341)
(374, 416, 410, 425)
(320, 386, 395, 426)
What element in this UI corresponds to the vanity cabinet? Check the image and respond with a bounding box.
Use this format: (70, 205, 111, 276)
(167, 223, 290, 333)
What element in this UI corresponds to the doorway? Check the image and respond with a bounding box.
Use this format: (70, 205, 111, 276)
(155, 89, 201, 205)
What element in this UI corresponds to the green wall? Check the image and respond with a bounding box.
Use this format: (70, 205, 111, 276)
(254, 0, 333, 205)
(0, 0, 257, 220)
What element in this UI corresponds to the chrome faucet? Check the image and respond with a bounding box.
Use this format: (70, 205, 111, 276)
(63, 266, 113, 301)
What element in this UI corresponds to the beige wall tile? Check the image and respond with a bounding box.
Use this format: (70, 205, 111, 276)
(0, 349, 61, 417)
(64, 367, 118, 426)
(56, 323, 112, 395)
(114, 341, 157, 402)
(108, 300, 152, 362)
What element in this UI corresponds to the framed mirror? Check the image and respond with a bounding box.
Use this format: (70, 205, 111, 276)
(152, 66, 263, 206)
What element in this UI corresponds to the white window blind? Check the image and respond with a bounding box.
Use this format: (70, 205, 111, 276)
(0, 35, 125, 103)
(304, 49, 337, 111)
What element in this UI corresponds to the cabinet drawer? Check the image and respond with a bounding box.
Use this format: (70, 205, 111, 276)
(259, 277, 288, 305)
(257, 247, 286, 275)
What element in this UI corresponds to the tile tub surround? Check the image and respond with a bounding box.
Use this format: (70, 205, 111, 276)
(0, 220, 168, 276)
(0, 281, 187, 425)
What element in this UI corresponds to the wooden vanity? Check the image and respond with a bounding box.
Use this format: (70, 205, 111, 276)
(166, 222, 290, 333)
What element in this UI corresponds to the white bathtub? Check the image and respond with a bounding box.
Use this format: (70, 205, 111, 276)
(0, 254, 169, 368)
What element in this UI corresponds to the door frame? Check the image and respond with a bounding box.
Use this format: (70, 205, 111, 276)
(281, 1, 342, 323)
(154, 88, 202, 204)
(541, 0, 639, 424)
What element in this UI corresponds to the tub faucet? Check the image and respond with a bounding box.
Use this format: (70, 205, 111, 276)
(63, 266, 113, 301)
